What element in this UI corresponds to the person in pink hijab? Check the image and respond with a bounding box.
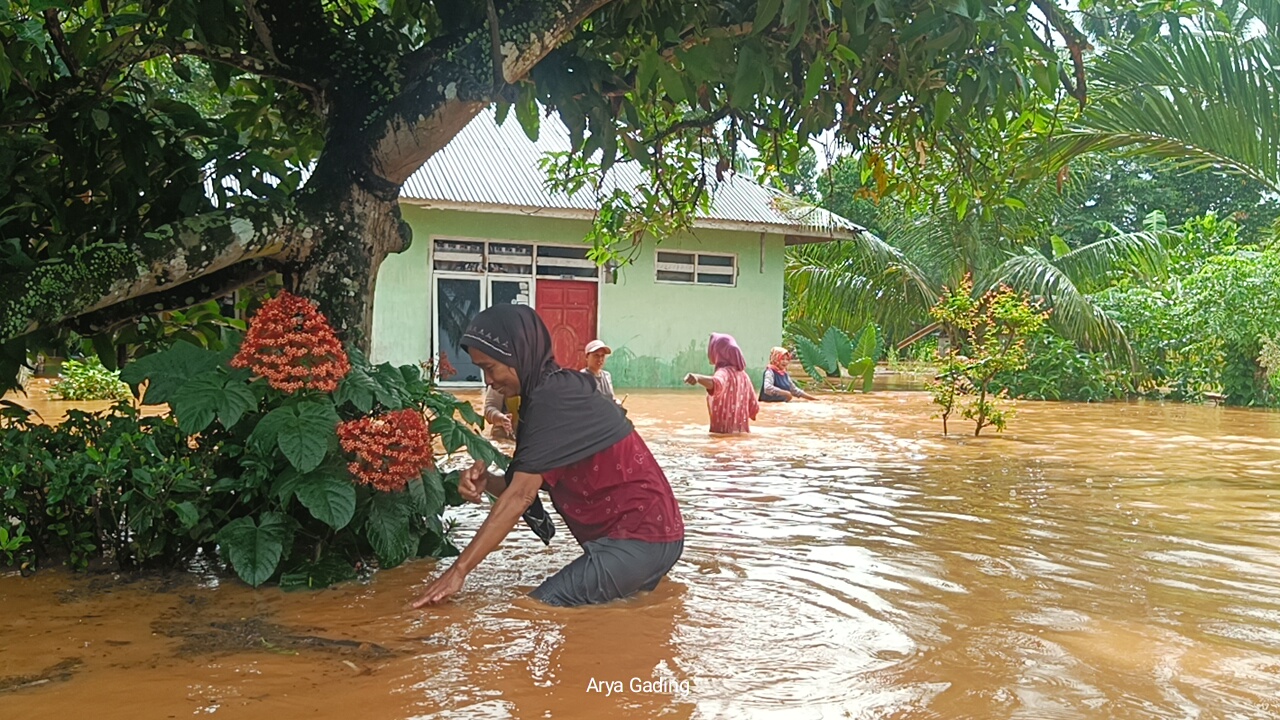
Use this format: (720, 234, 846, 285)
(684, 333, 760, 434)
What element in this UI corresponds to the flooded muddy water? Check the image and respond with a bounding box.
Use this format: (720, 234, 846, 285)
(3, 389, 1280, 719)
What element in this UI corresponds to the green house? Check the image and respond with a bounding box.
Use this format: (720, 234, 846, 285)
(371, 109, 863, 388)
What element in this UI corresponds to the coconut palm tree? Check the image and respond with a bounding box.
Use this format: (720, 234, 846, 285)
(785, 176, 1172, 360)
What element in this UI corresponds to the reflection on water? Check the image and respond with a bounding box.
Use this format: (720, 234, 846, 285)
(4, 388, 1280, 719)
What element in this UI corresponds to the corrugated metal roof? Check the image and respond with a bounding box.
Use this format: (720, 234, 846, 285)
(401, 108, 863, 242)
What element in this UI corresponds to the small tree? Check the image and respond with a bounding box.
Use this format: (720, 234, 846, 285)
(928, 277, 1048, 436)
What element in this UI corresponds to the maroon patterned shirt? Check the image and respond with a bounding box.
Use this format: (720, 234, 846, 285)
(540, 431, 684, 544)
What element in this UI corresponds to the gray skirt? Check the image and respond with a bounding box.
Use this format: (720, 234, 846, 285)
(529, 537, 684, 607)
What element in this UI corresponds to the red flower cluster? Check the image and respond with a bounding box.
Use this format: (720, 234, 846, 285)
(336, 409, 435, 491)
(437, 351, 457, 380)
(230, 291, 351, 393)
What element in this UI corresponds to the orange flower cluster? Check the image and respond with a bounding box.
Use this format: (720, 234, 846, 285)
(437, 351, 457, 380)
(231, 292, 351, 393)
(336, 409, 435, 491)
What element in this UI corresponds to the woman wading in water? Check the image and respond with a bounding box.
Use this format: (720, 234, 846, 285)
(412, 305, 684, 607)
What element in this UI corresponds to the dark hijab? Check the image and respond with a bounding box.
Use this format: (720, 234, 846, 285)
(461, 305, 634, 536)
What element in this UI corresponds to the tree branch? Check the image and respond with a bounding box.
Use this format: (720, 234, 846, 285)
(69, 260, 281, 336)
(371, 0, 615, 184)
(170, 41, 319, 94)
(1031, 0, 1092, 105)
(486, 0, 505, 89)
(242, 0, 279, 63)
(1, 202, 306, 342)
(42, 9, 81, 77)
(643, 106, 735, 145)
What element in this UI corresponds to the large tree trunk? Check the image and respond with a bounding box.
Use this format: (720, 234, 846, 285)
(292, 185, 411, 349)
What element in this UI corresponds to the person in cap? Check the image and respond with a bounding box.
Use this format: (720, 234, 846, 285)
(582, 339, 617, 401)
(412, 305, 684, 608)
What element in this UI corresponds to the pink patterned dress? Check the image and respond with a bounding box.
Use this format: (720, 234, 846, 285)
(706, 366, 760, 434)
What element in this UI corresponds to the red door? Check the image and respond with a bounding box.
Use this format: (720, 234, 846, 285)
(535, 279, 597, 370)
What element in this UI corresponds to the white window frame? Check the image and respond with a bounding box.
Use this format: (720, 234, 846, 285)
(654, 250, 737, 287)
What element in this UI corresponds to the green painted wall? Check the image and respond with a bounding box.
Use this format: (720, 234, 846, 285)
(371, 206, 785, 388)
(601, 226, 783, 388)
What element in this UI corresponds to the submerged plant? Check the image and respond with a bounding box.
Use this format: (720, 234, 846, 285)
(927, 276, 1048, 436)
(50, 357, 132, 401)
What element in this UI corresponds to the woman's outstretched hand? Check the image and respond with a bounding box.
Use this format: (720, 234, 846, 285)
(412, 565, 467, 607)
(683, 373, 697, 386)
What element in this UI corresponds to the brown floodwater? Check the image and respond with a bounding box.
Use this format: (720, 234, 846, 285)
(4, 387, 1280, 719)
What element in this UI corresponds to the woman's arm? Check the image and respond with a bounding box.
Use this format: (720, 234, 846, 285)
(411, 470, 543, 607)
(684, 373, 716, 391)
(483, 388, 513, 434)
(794, 385, 818, 400)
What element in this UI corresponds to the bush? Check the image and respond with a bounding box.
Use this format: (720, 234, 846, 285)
(50, 357, 132, 401)
(991, 332, 1133, 402)
(1, 292, 501, 589)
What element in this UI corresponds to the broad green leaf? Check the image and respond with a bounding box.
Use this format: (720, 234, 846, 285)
(217, 513, 292, 587)
(656, 60, 687, 104)
(294, 471, 356, 530)
(429, 415, 468, 454)
(853, 324, 877, 363)
(418, 530, 460, 559)
(1051, 236, 1072, 259)
(821, 325, 853, 373)
(408, 471, 446, 519)
(334, 365, 377, 413)
(365, 492, 416, 569)
(119, 341, 221, 405)
(170, 501, 199, 530)
(274, 401, 340, 473)
(753, 0, 783, 32)
(269, 467, 307, 503)
(803, 56, 826, 106)
(171, 370, 257, 433)
(793, 335, 827, 379)
(732, 39, 767, 109)
(636, 48, 660, 90)
(370, 363, 408, 408)
(248, 406, 290, 454)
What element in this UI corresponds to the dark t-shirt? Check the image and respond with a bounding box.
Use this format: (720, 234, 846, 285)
(540, 431, 684, 544)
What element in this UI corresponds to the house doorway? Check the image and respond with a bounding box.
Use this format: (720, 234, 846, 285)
(535, 279, 598, 371)
(430, 239, 598, 385)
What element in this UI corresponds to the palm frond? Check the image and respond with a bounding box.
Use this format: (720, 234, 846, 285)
(989, 250, 1135, 364)
(785, 229, 937, 342)
(1052, 229, 1171, 292)
(1045, 26, 1280, 193)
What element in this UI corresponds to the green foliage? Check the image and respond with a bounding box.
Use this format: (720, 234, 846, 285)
(50, 357, 132, 401)
(1092, 214, 1280, 406)
(0, 401, 218, 571)
(0, 0, 1120, 396)
(991, 331, 1133, 402)
(792, 325, 878, 391)
(927, 277, 1049, 435)
(1050, 5, 1280, 196)
(0, 336, 498, 588)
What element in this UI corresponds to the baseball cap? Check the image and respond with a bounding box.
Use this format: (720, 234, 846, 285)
(584, 339, 612, 355)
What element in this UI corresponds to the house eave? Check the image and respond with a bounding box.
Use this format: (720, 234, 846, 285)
(398, 198, 857, 243)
